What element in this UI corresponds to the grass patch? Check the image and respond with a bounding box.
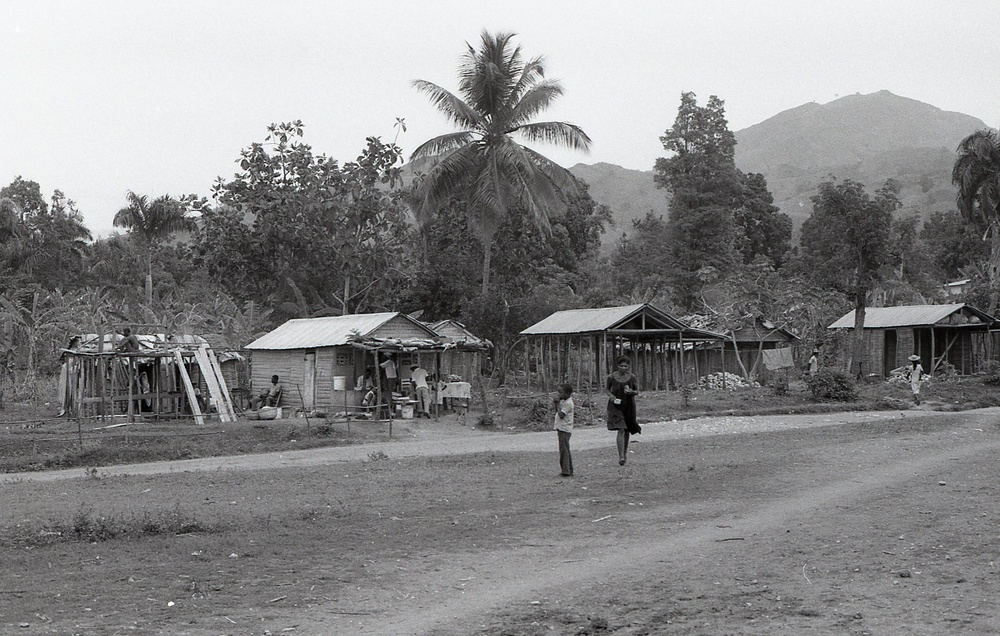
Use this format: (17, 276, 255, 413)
(6, 504, 220, 547)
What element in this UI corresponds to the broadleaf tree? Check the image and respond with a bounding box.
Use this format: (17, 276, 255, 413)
(799, 178, 901, 378)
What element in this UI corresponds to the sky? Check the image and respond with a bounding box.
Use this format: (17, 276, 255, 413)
(3, 0, 999, 237)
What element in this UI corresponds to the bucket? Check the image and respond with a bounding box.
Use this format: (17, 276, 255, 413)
(400, 404, 414, 419)
(333, 376, 347, 391)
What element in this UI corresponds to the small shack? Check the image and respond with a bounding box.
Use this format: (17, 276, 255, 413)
(245, 312, 487, 411)
(520, 303, 725, 391)
(827, 303, 999, 376)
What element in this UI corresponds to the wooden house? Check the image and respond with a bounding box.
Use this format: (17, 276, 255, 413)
(245, 312, 487, 411)
(520, 303, 725, 391)
(827, 303, 998, 376)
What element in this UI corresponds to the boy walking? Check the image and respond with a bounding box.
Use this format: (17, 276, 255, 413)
(553, 383, 575, 477)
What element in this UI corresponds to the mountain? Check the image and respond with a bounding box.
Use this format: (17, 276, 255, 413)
(733, 90, 988, 231)
(568, 162, 668, 249)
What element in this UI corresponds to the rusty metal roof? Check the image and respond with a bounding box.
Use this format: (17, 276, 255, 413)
(828, 304, 997, 329)
(520, 303, 724, 340)
(246, 313, 435, 350)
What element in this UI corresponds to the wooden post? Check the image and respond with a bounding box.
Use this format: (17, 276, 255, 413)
(575, 336, 583, 394)
(524, 339, 530, 391)
(127, 355, 135, 424)
(679, 333, 685, 387)
(373, 348, 382, 422)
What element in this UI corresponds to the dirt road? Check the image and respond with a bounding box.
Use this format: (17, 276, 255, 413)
(4, 407, 998, 635)
(2, 408, 937, 483)
(328, 408, 1000, 635)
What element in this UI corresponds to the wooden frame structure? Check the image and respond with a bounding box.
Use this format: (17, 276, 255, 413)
(519, 304, 725, 392)
(59, 333, 236, 423)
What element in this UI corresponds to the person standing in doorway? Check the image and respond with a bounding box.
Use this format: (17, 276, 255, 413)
(907, 354, 924, 405)
(607, 355, 641, 466)
(553, 383, 575, 477)
(380, 353, 398, 394)
(410, 363, 432, 418)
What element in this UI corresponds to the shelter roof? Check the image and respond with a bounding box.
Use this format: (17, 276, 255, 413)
(246, 312, 439, 350)
(828, 304, 998, 329)
(731, 317, 800, 342)
(520, 303, 724, 340)
(428, 319, 486, 345)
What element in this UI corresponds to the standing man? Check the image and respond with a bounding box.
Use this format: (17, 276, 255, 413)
(410, 363, 431, 418)
(380, 353, 398, 394)
(808, 349, 819, 376)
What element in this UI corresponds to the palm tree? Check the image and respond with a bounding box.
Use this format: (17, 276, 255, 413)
(953, 129, 1000, 313)
(113, 191, 195, 306)
(411, 30, 591, 295)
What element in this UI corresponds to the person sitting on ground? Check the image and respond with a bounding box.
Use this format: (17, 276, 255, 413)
(252, 375, 282, 409)
(116, 327, 140, 353)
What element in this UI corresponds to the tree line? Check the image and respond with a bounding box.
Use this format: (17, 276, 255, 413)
(2, 30, 998, 390)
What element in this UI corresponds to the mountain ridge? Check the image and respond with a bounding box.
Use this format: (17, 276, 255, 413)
(571, 90, 990, 247)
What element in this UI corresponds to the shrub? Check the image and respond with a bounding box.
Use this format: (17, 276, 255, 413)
(805, 369, 859, 401)
(983, 360, 1000, 386)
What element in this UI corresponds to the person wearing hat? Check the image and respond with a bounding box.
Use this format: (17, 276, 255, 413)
(907, 354, 924, 405)
(808, 349, 820, 376)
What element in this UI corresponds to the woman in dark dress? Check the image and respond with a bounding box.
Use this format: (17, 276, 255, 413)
(606, 355, 641, 465)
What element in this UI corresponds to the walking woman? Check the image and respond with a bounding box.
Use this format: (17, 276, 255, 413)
(607, 355, 641, 465)
(907, 354, 924, 405)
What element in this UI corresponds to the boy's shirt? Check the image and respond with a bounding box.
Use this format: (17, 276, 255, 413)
(553, 397, 574, 432)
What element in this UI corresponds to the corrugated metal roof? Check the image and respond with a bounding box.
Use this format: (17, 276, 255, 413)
(828, 304, 992, 329)
(521, 304, 647, 335)
(246, 313, 403, 350)
(520, 303, 724, 339)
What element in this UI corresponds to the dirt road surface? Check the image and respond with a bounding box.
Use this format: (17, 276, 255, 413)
(4, 407, 999, 635)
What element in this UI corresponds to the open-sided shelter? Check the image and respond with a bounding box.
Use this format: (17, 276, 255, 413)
(427, 319, 489, 380)
(245, 312, 488, 411)
(520, 303, 725, 391)
(828, 303, 998, 376)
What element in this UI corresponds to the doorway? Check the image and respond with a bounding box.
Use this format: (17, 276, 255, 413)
(303, 351, 316, 407)
(883, 329, 897, 377)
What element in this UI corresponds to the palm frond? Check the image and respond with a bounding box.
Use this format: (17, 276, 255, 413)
(409, 131, 476, 161)
(510, 55, 547, 103)
(508, 80, 564, 128)
(411, 80, 481, 130)
(516, 121, 592, 152)
(412, 145, 481, 225)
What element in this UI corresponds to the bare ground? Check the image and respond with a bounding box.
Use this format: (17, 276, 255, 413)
(2, 407, 999, 635)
